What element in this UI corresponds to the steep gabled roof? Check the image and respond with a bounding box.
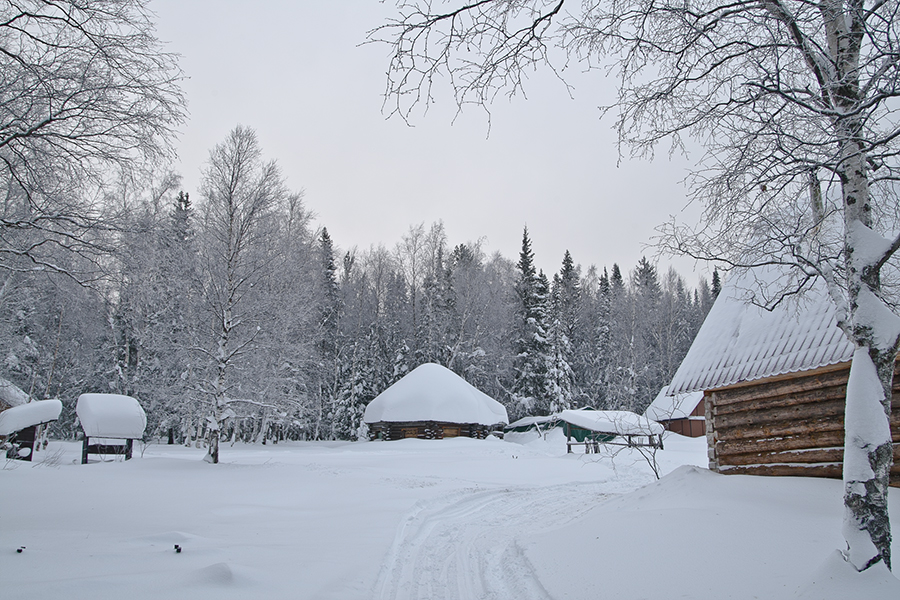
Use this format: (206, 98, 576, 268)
(667, 268, 853, 395)
(644, 386, 705, 421)
(364, 363, 509, 426)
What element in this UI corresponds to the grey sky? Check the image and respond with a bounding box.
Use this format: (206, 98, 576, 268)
(152, 1, 707, 282)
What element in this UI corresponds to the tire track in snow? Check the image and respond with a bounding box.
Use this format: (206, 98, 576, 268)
(374, 483, 609, 600)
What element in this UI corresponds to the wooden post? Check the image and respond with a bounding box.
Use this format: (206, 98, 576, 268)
(81, 437, 89, 464)
(125, 438, 134, 460)
(705, 392, 719, 473)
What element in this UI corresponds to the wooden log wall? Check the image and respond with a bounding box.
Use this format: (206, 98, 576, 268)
(368, 421, 492, 441)
(706, 362, 900, 487)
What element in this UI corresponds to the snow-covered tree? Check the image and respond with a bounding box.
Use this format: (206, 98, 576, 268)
(197, 126, 293, 463)
(511, 228, 553, 416)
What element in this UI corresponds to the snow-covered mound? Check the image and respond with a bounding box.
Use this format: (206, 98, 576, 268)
(364, 363, 508, 426)
(0, 399, 62, 436)
(76, 393, 147, 438)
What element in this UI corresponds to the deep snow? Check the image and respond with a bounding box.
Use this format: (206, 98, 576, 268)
(2, 431, 898, 599)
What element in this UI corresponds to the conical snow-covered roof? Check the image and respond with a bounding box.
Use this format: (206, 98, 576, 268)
(364, 363, 509, 426)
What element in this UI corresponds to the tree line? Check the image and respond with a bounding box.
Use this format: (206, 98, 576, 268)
(1, 126, 717, 449)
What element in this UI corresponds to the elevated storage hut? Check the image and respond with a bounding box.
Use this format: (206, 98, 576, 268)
(76, 393, 147, 463)
(0, 399, 62, 461)
(365, 363, 509, 440)
(558, 408, 664, 454)
(668, 268, 900, 485)
(644, 387, 706, 437)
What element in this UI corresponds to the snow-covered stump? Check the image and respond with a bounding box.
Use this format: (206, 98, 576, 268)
(76, 394, 147, 464)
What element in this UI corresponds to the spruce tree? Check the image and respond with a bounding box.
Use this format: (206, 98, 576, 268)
(512, 228, 553, 416)
(548, 251, 578, 412)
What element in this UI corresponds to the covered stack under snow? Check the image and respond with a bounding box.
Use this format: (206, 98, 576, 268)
(0, 399, 62, 437)
(364, 363, 508, 440)
(77, 393, 147, 439)
(76, 394, 147, 464)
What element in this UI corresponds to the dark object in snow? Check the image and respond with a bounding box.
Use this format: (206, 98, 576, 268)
(174, 544, 181, 553)
(16, 546, 24, 553)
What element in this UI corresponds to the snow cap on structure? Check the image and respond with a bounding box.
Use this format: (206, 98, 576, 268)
(0, 399, 62, 436)
(559, 409, 664, 436)
(76, 394, 147, 439)
(644, 386, 704, 422)
(364, 363, 509, 426)
(667, 266, 852, 395)
(0, 377, 30, 408)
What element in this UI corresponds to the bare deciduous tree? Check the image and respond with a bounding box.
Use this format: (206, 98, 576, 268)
(0, 0, 184, 279)
(373, 0, 900, 571)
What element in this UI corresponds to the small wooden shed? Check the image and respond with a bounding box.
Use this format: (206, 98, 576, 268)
(644, 387, 706, 437)
(364, 363, 509, 440)
(668, 269, 900, 486)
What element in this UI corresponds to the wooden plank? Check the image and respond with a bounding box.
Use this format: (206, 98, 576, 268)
(712, 384, 848, 416)
(713, 411, 899, 443)
(718, 462, 900, 487)
(712, 398, 846, 430)
(710, 363, 851, 405)
(714, 416, 845, 442)
(716, 429, 845, 457)
(719, 447, 844, 466)
(718, 463, 843, 479)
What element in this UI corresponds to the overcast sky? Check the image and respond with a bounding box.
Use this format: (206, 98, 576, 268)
(151, 1, 709, 283)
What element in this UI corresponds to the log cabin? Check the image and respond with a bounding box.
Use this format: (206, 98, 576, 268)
(667, 269, 900, 486)
(364, 363, 508, 440)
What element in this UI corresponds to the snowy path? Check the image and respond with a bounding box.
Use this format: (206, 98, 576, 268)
(374, 482, 609, 600)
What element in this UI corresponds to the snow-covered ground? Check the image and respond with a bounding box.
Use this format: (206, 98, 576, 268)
(2, 431, 898, 599)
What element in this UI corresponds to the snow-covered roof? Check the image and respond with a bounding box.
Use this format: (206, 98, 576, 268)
(667, 268, 853, 395)
(0, 399, 62, 436)
(364, 363, 509, 426)
(644, 387, 705, 422)
(76, 394, 147, 439)
(0, 376, 30, 408)
(558, 409, 664, 436)
(506, 415, 557, 429)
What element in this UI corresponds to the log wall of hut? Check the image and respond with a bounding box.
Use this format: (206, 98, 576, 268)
(706, 362, 900, 487)
(367, 421, 494, 441)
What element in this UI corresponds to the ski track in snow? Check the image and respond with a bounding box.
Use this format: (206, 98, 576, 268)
(374, 482, 609, 600)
